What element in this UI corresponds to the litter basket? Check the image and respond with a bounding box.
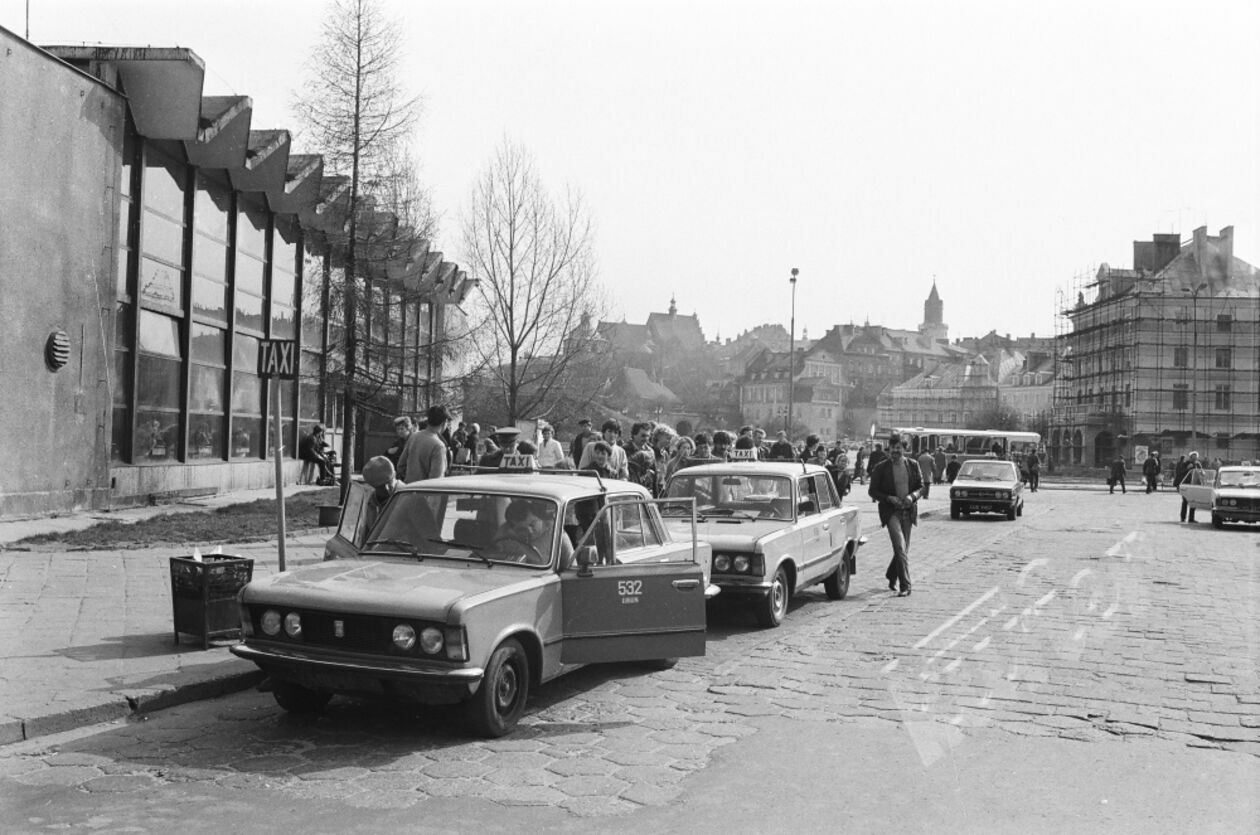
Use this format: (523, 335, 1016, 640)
(170, 555, 254, 649)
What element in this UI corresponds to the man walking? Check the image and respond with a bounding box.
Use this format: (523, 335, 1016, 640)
(868, 432, 923, 597)
(1108, 454, 1127, 494)
(398, 404, 451, 483)
(1142, 451, 1161, 493)
(917, 448, 935, 500)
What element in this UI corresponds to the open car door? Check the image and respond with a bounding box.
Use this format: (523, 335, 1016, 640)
(1179, 469, 1216, 511)
(560, 498, 706, 664)
(322, 481, 374, 561)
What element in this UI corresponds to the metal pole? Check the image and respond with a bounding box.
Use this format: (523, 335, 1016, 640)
(272, 380, 288, 573)
(787, 268, 798, 435)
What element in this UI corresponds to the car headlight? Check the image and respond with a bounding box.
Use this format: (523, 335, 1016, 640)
(283, 612, 302, 638)
(953, 490, 966, 499)
(261, 609, 281, 636)
(419, 627, 444, 654)
(733, 555, 750, 573)
(714, 554, 731, 571)
(392, 624, 417, 650)
(996, 490, 1010, 500)
(1222, 498, 1236, 507)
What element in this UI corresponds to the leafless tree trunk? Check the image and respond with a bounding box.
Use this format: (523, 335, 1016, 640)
(294, 0, 423, 491)
(462, 140, 605, 424)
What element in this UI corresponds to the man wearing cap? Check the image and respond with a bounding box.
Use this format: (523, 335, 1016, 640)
(398, 404, 451, 483)
(479, 426, 521, 468)
(570, 418, 596, 465)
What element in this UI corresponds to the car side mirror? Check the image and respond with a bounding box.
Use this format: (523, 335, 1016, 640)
(575, 545, 597, 577)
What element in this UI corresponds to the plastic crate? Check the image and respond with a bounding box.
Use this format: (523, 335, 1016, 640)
(170, 555, 254, 649)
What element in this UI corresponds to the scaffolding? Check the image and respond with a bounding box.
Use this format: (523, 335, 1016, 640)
(1051, 241, 1260, 469)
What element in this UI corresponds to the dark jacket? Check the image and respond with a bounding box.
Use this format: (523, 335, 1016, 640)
(867, 456, 924, 528)
(1142, 456, 1161, 477)
(866, 448, 888, 474)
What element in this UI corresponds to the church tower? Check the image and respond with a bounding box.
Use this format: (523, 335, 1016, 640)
(919, 280, 948, 343)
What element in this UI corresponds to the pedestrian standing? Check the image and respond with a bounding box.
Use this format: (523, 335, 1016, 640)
(1108, 454, 1127, 494)
(932, 446, 947, 485)
(570, 418, 596, 466)
(398, 404, 451, 483)
(868, 432, 923, 597)
(1175, 451, 1203, 522)
(1026, 449, 1040, 492)
(854, 445, 867, 484)
(916, 449, 935, 500)
(1142, 452, 1161, 493)
(385, 415, 413, 468)
(866, 442, 887, 477)
(536, 423, 567, 468)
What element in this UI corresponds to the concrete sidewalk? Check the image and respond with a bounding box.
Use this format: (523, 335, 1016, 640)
(0, 487, 334, 745)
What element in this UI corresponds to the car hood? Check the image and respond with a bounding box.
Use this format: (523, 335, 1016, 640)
(240, 559, 540, 620)
(662, 517, 790, 550)
(1214, 487, 1260, 499)
(951, 478, 1017, 490)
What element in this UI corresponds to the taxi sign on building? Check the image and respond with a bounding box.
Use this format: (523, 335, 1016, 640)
(257, 339, 297, 379)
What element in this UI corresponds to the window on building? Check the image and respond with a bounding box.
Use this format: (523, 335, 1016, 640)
(139, 148, 187, 313)
(1215, 385, 1231, 411)
(235, 201, 268, 334)
(1216, 314, 1232, 333)
(1173, 346, 1188, 368)
(188, 323, 226, 459)
(135, 309, 182, 461)
(113, 122, 140, 463)
(1215, 348, 1231, 369)
(1124, 385, 1131, 408)
(192, 175, 230, 325)
(231, 334, 263, 458)
(1172, 384, 1188, 411)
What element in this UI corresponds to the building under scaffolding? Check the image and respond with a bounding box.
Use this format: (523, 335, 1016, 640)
(1050, 226, 1260, 469)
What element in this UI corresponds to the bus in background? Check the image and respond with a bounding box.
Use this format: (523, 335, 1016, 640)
(880, 427, 1042, 462)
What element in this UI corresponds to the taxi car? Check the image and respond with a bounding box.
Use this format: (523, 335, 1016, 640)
(231, 472, 711, 737)
(949, 459, 1024, 520)
(659, 459, 863, 628)
(1180, 465, 1260, 529)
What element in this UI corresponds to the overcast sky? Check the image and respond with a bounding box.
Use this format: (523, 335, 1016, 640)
(6, 0, 1257, 344)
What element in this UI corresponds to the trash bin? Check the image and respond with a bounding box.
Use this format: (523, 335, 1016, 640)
(170, 555, 254, 649)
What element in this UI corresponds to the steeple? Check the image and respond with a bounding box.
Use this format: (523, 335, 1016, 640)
(668, 295, 677, 316)
(919, 278, 948, 344)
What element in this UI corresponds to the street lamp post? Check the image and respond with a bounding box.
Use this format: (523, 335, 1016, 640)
(787, 268, 798, 435)
(1183, 282, 1208, 452)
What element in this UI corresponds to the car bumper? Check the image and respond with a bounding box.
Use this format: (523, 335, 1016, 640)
(952, 500, 1016, 514)
(231, 642, 484, 703)
(1213, 507, 1260, 523)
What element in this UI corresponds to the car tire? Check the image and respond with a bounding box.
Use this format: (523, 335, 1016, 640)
(824, 551, 851, 600)
(1212, 512, 1223, 529)
(273, 681, 332, 715)
(465, 638, 529, 738)
(755, 566, 790, 628)
(642, 657, 679, 671)
(1016, 501, 1023, 517)
(950, 502, 960, 520)
(1005, 504, 1017, 521)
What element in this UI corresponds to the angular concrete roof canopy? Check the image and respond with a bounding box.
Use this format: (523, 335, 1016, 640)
(40, 42, 467, 305)
(184, 95, 252, 168)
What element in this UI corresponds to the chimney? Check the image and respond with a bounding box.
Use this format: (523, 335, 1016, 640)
(1220, 226, 1234, 272)
(1194, 226, 1209, 281)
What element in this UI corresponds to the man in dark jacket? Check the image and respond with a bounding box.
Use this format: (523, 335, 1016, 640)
(1142, 452, 1161, 493)
(1108, 455, 1127, 494)
(868, 433, 923, 597)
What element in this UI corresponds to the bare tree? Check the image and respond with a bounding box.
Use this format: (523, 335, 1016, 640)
(294, 0, 422, 489)
(462, 140, 605, 423)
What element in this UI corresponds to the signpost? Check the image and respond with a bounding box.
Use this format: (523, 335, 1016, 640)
(258, 339, 297, 571)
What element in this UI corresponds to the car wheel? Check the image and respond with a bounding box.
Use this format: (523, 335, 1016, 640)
(1212, 512, 1223, 529)
(950, 502, 960, 520)
(824, 551, 851, 600)
(1016, 501, 1024, 517)
(273, 681, 331, 715)
(755, 566, 790, 628)
(465, 638, 529, 738)
(1005, 504, 1017, 521)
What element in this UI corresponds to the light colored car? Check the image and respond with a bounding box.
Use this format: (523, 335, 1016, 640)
(1184, 466, 1260, 528)
(660, 461, 863, 628)
(950, 459, 1024, 520)
(231, 474, 711, 737)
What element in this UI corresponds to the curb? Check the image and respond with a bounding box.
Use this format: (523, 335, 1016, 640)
(1, 659, 266, 747)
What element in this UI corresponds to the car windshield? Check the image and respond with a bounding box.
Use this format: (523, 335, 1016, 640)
(362, 491, 561, 567)
(662, 474, 793, 520)
(1217, 469, 1260, 489)
(957, 461, 1018, 481)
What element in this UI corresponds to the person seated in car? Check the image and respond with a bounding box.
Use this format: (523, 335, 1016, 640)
(491, 499, 570, 565)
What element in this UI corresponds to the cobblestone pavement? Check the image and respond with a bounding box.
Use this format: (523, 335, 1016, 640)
(2, 487, 1256, 826)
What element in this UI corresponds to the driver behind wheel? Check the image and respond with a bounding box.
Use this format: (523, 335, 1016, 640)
(494, 499, 570, 565)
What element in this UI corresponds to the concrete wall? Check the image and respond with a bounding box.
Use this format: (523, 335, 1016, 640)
(0, 32, 121, 516)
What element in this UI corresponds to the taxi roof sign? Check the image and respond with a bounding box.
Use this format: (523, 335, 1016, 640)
(500, 453, 538, 472)
(729, 448, 759, 461)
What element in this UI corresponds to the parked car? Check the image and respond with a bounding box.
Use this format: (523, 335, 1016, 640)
(232, 473, 712, 737)
(1197, 466, 1260, 528)
(1177, 468, 1218, 518)
(949, 459, 1025, 520)
(659, 461, 863, 628)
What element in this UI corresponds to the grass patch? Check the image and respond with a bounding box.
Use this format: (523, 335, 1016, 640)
(18, 488, 341, 549)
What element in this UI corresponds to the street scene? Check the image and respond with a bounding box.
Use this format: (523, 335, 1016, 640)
(1, 486, 1257, 832)
(2, 0, 1259, 832)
